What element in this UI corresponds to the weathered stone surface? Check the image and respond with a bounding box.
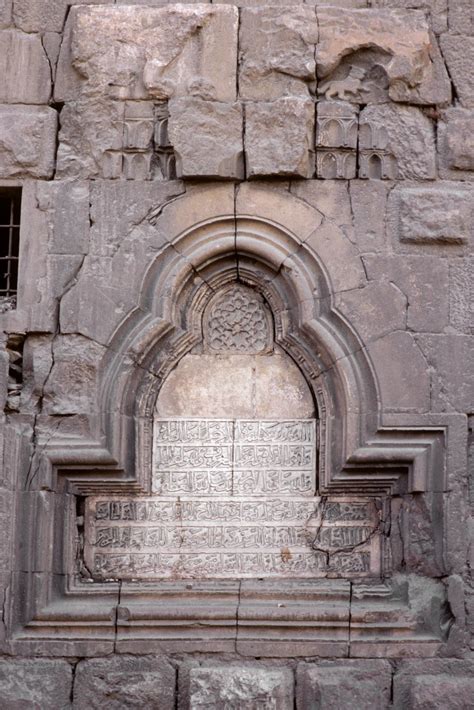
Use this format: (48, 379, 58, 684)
(36, 181, 90, 255)
(440, 34, 474, 107)
(245, 98, 314, 177)
(168, 97, 244, 179)
(0, 29, 51, 103)
(393, 660, 474, 710)
(0, 0, 11, 28)
(188, 666, 294, 709)
(449, 258, 474, 333)
(13, 0, 114, 33)
(371, 0, 447, 34)
(316, 7, 447, 104)
(448, 0, 474, 35)
(416, 334, 474, 412)
(367, 331, 431, 411)
(337, 282, 407, 343)
(390, 185, 472, 245)
(0, 105, 57, 178)
(238, 6, 318, 100)
(359, 104, 435, 180)
(157, 352, 314, 419)
(438, 107, 474, 179)
(297, 660, 392, 709)
(73, 655, 175, 709)
(56, 5, 237, 102)
(0, 658, 73, 708)
(348, 180, 389, 252)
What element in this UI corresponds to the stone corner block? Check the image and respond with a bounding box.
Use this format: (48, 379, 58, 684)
(187, 665, 294, 709)
(245, 97, 315, 178)
(0, 658, 73, 709)
(296, 660, 392, 710)
(73, 654, 176, 709)
(168, 97, 244, 180)
(0, 105, 57, 178)
(0, 29, 51, 104)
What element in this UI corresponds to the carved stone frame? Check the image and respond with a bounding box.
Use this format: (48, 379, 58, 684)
(7, 196, 451, 657)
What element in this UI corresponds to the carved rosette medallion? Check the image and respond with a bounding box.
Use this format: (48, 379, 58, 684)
(204, 284, 272, 353)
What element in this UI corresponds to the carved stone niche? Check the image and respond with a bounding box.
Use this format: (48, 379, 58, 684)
(9, 210, 449, 657)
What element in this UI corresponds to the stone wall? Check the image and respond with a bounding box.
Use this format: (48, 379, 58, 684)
(0, 0, 473, 707)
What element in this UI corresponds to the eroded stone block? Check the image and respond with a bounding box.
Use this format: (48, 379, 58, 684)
(56, 5, 237, 102)
(438, 107, 474, 179)
(73, 655, 175, 710)
(448, 0, 474, 35)
(396, 186, 472, 244)
(238, 6, 318, 100)
(13, 0, 114, 33)
(393, 660, 474, 710)
(0, 29, 51, 103)
(0, 658, 73, 709)
(297, 660, 392, 710)
(168, 97, 244, 179)
(0, 0, 11, 28)
(188, 666, 294, 709)
(316, 7, 448, 104)
(359, 104, 435, 180)
(0, 105, 57, 178)
(371, 0, 447, 34)
(440, 34, 474, 107)
(245, 97, 314, 178)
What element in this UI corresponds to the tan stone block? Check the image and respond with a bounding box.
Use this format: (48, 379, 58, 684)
(0, 30, 51, 103)
(168, 97, 244, 179)
(56, 4, 237, 102)
(0, 105, 57, 178)
(245, 97, 315, 178)
(316, 7, 449, 105)
(239, 6, 318, 100)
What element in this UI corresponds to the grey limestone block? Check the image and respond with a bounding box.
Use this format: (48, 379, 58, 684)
(359, 104, 436, 180)
(0, 29, 51, 103)
(73, 655, 175, 710)
(0, 658, 73, 709)
(168, 97, 244, 180)
(187, 666, 294, 710)
(438, 107, 474, 179)
(0, 105, 57, 178)
(0, 0, 11, 28)
(296, 660, 392, 709)
(448, 0, 474, 35)
(12, 0, 114, 33)
(238, 6, 318, 100)
(370, 0, 448, 34)
(245, 97, 315, 178)
(416, 333, 474, 412)
(393, 660, 474, 710)
(440, 33, 474, 108)
(393, 185, 472, 245)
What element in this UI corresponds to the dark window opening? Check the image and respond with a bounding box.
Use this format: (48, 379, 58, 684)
(0, 187, 22, 310)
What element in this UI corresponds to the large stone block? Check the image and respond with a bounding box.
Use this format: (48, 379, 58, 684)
(13, 0, 114, 33)
(36, 181, 90, 255)
(245, 97, 315, 178)
(438, 107, 474, 179)
(55, 5, 237, 102)
(440, 34, 474, 107)
(448, 0, 474, 35)
(296, 660, 392, 709)
(0, 658, 73, 709)
(0, 0, 11, 28)
(238, 6, 318, 100)
(187, 666, 294, 709)
(449, 258, 474, 333)
(0, 30, 51, 104)
(416, 334, 474, 412)
(168, 97, 244, 179)
(393, 660, 474, 710)
(371, 0, 447, 34)
(359, 104, 435, 180)
(0, 105, 57, 178)
(73, 655, 175, 709)
(316, 7, 449, 104)
(390, 185, 472, 246)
